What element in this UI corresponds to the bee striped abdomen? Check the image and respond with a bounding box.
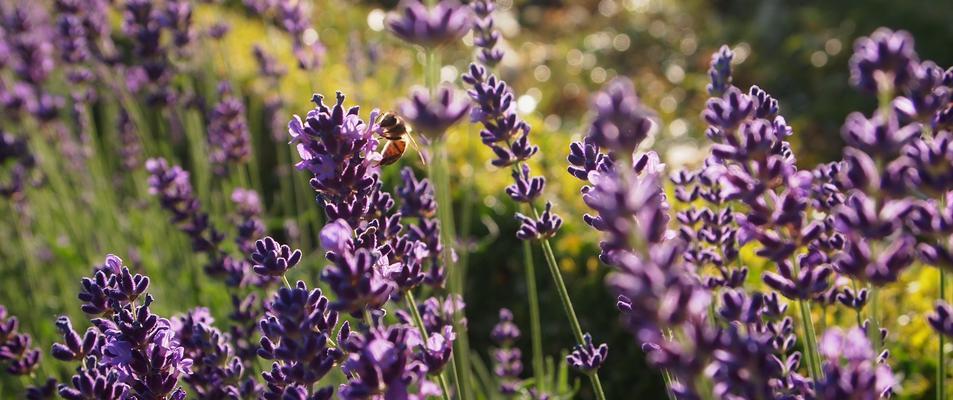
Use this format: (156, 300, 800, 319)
(379, 137, 408, 166)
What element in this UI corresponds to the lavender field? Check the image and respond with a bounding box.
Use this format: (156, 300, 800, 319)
(2, 0, 953, 399)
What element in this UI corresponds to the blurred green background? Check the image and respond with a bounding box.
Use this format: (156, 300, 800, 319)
(3, 0, 953, 398)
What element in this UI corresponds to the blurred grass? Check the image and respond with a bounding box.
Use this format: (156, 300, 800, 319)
(2, 0, 952, 398)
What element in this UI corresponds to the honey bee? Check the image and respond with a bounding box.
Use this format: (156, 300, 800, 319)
(376, 112, 426, 166)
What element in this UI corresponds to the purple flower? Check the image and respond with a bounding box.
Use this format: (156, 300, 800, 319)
(51, 316, 100, 362)
(399, 168, 446, 288)
(208, 82, 252, 175)
(588, 77, 655, 156)
(288, 92, 380, 210)
(253, 44, 287, 80)
(702, 86, 755, 132)
(420, 326, 455, 373)
(322, 247, 396, 314)
(470, 0, 503, 67)
(251, 237, 302, 278)
(707, 45, 734, 97)
(506, 163, 545, 203)
(258, 281, 341, 398)
(463, 63, 539, 167)
(173, 308, 247, 398)
(418, 295, 466, 334)
(490, 309, 522, 394)
(0, 305, 42, 375)
(815, 327, 895, 398)
(57, 358, 130, 399)
(490, 309, 520, 346)
(146, 158, 225, 253)
(566, 333, 608, 373)
(339, 323, 428, 399)
(320, 219, 353, 254)
(567, 135, 613, 182)
(100, 294, 192, 399)
(387, 0, 472, 49)
(293, 40, 326, 71)
(398, 86, 470, 142)
(515, 201, 563, 240)
(232, 188, 266, 256)
(928, 301, 953, 338)
(849, 28, 918, 93)
(762, 259, 832, 301)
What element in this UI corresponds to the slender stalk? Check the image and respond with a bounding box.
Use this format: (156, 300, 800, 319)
(797, 299, 823, 381)
(941, 270, 947, 400)
(537, 232, 607, 400)
(868, 287, 882, 351)
(940, 192, 948, 400)
(522, 237, 546, 391)
(430, 139, 472, 400)
(405, 295, 453, 400)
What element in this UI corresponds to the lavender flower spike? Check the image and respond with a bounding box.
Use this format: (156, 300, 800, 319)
(588, 77, 655, 156)
(707, 45, 734, 97)
(387, 0, 472, 49)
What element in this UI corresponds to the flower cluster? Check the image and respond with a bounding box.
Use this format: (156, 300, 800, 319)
(0, 130, 37, 201)
(398, 167, 447, 287)
(0, 305, 41, 376)
(490, 309, 522, 395)
(208, 82, 252, 175)
(257, 281, 344, 399)
(469, 0, 503, 67)
(816, 328, 895, 398)
(53, 254, 191, 400)
(146, 157, 256, 287)
(463, 59, 559, 241)
(173, 308, 255, 398)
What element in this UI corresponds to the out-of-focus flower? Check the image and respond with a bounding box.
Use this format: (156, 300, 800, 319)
(588, 77, 655, 156)
(815, 327, 895, 398)
(707, 45, 733, 97)
(928, 301, 953, 338)
(470, 0, 502, 67)
(387, 0, 471, 49)
(0, 305, 42, 375)
(208, 82, 251, 175)
(490, 309, 522, 395)
(398, 86, 469, 142)
(849, 28, 918, 93)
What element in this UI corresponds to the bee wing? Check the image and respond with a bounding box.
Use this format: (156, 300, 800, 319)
(405, 133, 428, 166)
(379, 138, 408, 166)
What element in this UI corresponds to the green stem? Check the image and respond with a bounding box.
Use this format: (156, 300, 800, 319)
(941, 269, 947, 400)
(797, 298, 823, 381)
(789, 255, 823, 382)
(406, 295, 453, 400)
(940, 192, 948, 400)
(537, 234, 606, 400)
(430, 139, 472, 400)
(522, 237, 546, 392)
(868, 287, 882, 351)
